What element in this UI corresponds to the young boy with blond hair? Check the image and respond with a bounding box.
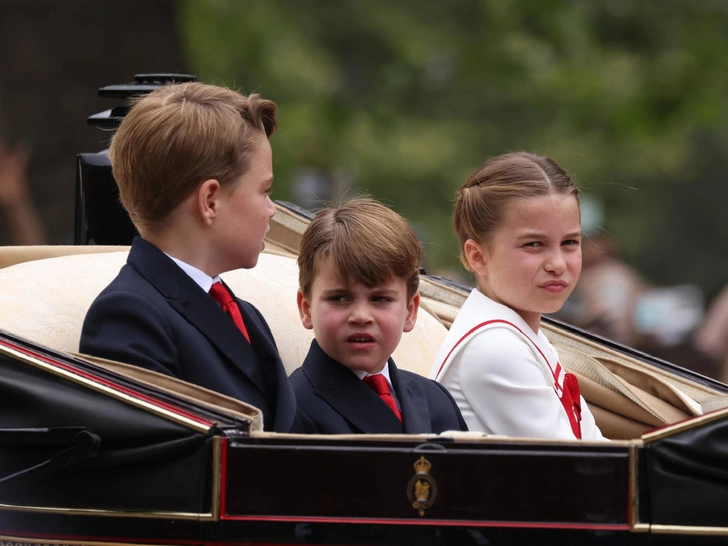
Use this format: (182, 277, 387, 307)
(291, 197, 467, 434)
(80, 82, 302, 432)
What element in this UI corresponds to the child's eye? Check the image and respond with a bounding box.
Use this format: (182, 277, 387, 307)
(523, 241, 542, 248)
(562, 239, 581, 247)
(372, 296, 393, 303)
(327, 295, 349, 303)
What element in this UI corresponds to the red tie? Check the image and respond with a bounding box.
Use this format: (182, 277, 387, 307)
(363, 374, 402, 422)
(209, 282, 250, 343)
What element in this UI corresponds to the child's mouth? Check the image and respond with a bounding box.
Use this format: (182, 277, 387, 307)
(347, 334, 375, 347)
(540, 281, 567, 294)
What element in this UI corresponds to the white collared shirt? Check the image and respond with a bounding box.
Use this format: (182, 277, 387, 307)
(165, 254, 221, 293)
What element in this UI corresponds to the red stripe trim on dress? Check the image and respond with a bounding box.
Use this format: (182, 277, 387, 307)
(435, 319, 560, 384)
(435, 319, 583, 438)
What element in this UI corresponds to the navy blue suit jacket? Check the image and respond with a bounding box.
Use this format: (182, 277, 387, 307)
(290, 340, 468, 434)
(80, 237, 299, 432)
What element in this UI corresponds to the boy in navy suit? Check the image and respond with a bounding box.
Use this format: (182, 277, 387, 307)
(290, 197, 467, 434)
(80, 82, 301, 432)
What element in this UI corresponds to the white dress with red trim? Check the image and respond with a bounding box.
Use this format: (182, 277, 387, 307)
(431, 289, 604, 440)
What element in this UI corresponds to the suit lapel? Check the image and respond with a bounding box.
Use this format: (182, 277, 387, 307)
(127, 239, 272, 401)
(238, 301, 296, 433)
(303, 341, 403, 434)
(389, 360, 432, 434)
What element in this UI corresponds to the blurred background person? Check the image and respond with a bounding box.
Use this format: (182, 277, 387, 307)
(0, 137, 45, 245)
(556, 195, 648, 347)
(694, 284, 728, 382)
(556, 195, 717, 378)
(572, 231, 646, 347)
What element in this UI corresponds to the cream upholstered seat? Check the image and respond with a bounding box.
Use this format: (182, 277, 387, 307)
(3, 247, 727, 441)
(0, 250, 447, 377)
(0, 251, 128, 354)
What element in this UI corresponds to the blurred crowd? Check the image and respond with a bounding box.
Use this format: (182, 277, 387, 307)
(1, 136, 726, 382)
(557, 230, 728, 383)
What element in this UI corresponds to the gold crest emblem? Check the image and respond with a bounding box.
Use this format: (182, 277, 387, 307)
(407, 456, 437, 516)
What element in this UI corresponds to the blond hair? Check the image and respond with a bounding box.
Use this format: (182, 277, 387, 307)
(109, 82, 277, 233)
(454, 152, 579, 271)
(298, 197, 422, 301)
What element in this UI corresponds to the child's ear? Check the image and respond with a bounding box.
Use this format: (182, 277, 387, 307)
(197, 179, 222, 226)
(403, 292, 420, 333)
(296, 289, 314, 330)
(464, 239, 488, 277)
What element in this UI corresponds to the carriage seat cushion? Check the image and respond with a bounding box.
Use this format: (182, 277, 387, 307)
(0, 250, 447, 377)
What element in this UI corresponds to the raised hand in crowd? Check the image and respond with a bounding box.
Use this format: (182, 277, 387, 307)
(0, 138, 46, 245)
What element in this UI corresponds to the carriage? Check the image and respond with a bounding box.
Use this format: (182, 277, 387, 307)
(0, 75, 726, 545)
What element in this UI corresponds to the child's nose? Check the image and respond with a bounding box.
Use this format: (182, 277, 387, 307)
(348, 301, 373, 323)
(545, 250, 567, 274)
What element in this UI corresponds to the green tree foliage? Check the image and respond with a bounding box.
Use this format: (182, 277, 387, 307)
(180, 0, 728, 299)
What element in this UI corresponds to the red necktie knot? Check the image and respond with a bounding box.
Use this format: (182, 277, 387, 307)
(363, 374, 402, 422)
(209, 282, 250, 343)
(209, 281, 234, 306)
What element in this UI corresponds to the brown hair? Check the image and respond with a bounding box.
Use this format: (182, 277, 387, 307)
(454, 152, 579, 271)
(298, 197, 422, 301)
(109, 82, 277, 234)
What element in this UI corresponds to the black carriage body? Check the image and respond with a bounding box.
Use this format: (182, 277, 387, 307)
(2, 332, 728, 546)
